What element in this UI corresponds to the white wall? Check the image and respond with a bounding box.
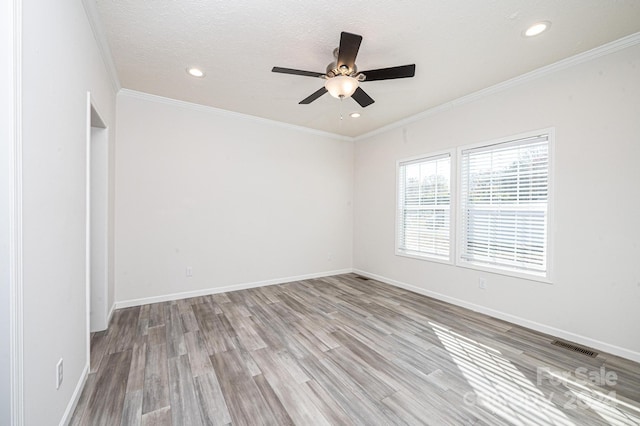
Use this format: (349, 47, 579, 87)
(354, 43, 640, 360)
(1, 0, 16, 422)
(20, 0, 116, 423)
(114, 91, 353, 303)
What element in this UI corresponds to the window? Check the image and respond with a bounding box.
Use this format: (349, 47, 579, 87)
(397, 153, 452, 261)
(458, 133, 550, 278)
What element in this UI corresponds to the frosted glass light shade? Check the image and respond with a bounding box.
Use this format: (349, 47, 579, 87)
(325, 76, 359, 99)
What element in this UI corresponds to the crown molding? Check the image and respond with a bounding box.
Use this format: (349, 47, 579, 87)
(118, 89, 353, 141)
(355, 31, 640, 141)
(81, 0, 121, 93)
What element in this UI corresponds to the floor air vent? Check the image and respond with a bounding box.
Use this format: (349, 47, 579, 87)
(551, 340, 598, 358)
(355, 275, 371, 281)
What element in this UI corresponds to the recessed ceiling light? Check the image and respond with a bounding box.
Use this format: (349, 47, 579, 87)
(187, 67, 205, 78)
(524, 21, 551, 37)
(349, 112, 361, 118)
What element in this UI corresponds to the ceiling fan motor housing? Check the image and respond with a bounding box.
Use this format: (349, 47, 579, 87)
(326, 61, 359, 78)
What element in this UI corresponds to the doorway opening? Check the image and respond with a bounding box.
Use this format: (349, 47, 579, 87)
(86, 94, 109, 337)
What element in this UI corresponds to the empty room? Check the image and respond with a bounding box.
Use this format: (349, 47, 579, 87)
(2, 0, 640, 425)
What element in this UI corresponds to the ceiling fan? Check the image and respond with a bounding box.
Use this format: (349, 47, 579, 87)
(272, 31, 416, 108)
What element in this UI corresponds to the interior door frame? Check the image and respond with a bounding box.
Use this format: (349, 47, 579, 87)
(85, 92, 109, 364)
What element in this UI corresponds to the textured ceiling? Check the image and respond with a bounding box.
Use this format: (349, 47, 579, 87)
(94, 0, 640, 137)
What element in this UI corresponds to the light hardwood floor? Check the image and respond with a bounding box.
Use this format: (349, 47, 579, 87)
(70, 274, 640, 425)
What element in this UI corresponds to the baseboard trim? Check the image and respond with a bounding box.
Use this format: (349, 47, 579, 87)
(114, 268, 353, 309)
(107, 303, 115, 325)
(353, 269, 640, 363)
(59, 363, 89, 426)
(113, 266, 640, 362)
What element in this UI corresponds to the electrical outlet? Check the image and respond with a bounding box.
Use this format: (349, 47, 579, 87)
(327, 252, 333, 261)
(56, 358, 63, 389)
(186, 267, 193, 277)
(478, 278, 486, 290)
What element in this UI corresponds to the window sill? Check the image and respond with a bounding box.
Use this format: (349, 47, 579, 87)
(456, 259, 552, 284)
(395, 250, 453, 266)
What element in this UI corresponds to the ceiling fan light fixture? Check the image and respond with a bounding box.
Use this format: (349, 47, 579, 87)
(272, 31, 415, 107)
(325, 75, 359, 99)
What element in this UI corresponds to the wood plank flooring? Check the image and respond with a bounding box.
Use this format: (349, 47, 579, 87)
(70, 274, 640, 425)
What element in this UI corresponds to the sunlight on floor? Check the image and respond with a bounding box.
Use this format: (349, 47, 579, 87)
(546, 370, 640, 426)
(430, 321, 575, 426)
(431, 321, 640, 425)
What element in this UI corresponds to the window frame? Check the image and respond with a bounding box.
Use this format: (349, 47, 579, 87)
(395, 149, 455, 265)
(455, 128, 554, 283)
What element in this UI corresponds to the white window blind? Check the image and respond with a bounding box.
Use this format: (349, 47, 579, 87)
(397, 154, 451, 260)
(459, 134, 549, 275)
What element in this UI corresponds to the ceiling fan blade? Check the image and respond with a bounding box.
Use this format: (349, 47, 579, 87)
(272, 67, 325, 78)
(337, 32, 363, 73)
(360, 64, 416, 81)
(351, 87, 374, 107)
(299, 87, 328, 104)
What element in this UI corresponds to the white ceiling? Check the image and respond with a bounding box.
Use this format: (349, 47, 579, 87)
(94, 0, 640, 137)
